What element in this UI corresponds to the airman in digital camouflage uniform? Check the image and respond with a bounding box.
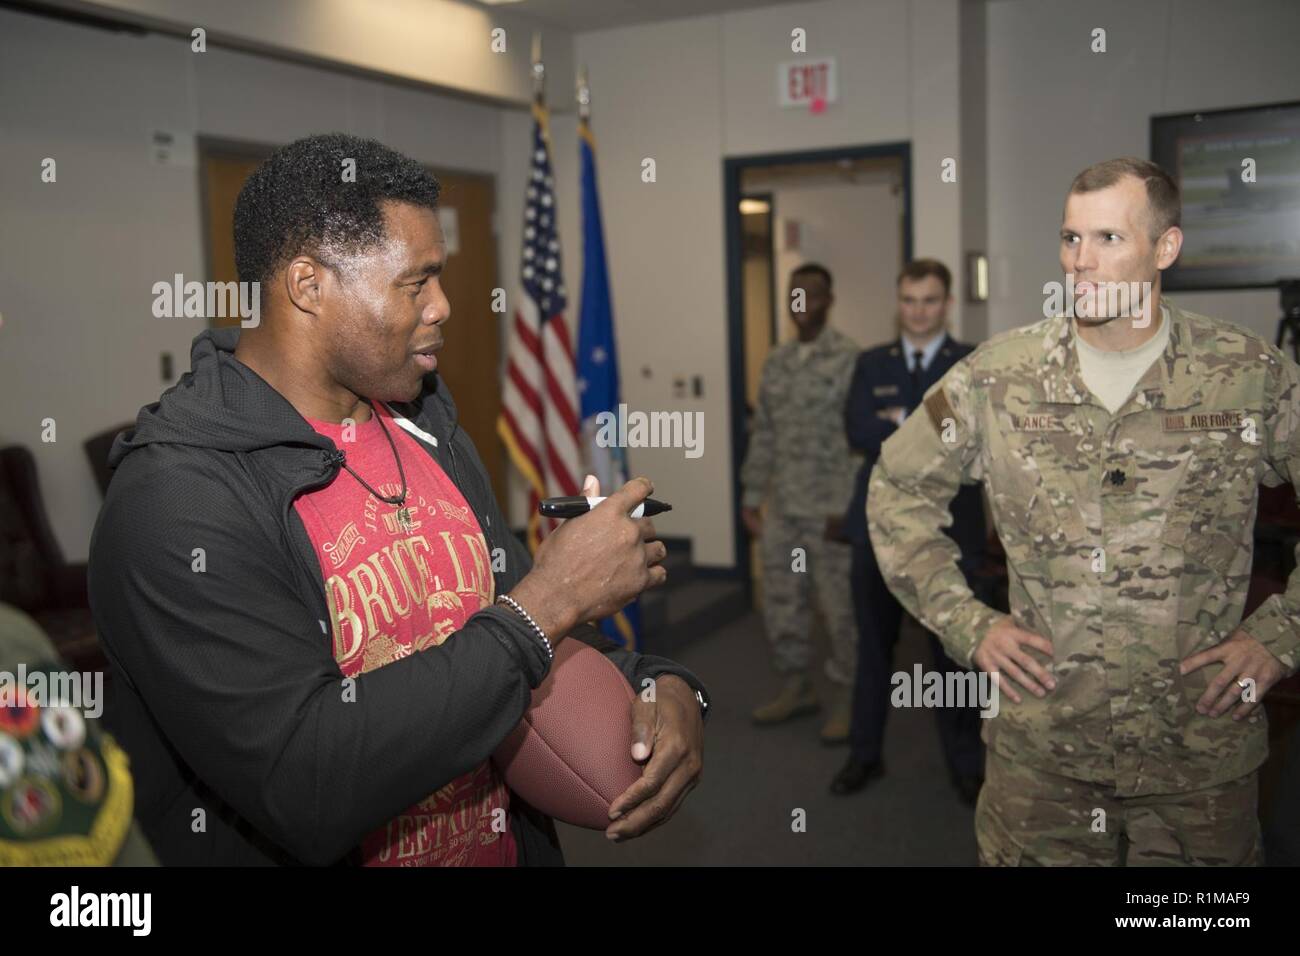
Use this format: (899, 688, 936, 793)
(741, 263, 860, 742)
(868, 158, 1298, 865)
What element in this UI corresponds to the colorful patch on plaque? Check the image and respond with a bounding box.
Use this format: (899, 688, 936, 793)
(0, 662, 133, 866)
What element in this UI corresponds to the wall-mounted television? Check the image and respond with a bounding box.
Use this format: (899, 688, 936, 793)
(1151, 100, 1300, 291)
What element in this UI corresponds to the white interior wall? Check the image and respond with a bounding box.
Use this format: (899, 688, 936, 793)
(33, 0, 571, 107)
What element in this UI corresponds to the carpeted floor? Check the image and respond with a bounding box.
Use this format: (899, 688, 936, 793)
(558, 610, 981, 866)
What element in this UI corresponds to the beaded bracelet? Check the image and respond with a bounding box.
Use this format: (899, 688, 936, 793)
(496, 594, 554, 662)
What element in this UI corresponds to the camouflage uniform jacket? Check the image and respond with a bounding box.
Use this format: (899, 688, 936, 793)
(741, 326, 860, 518)
(868, 299, 1300, 795)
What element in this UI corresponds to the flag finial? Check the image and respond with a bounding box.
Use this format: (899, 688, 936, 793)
(576, 66, 590, 121)
(531, 32, 544, 101)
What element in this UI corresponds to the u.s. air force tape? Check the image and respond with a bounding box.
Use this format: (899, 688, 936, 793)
(924, 388, 956, 432)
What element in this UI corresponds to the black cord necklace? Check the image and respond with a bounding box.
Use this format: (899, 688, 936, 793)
(335, 401, 414, 529)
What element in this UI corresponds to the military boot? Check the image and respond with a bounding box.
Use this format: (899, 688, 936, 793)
(818, 685, 853, 744)
(752, 673, 820, 725)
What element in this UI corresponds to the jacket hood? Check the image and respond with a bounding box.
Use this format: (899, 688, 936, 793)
(110, 327, 341, 468)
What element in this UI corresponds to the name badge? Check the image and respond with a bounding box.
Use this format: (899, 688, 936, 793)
(872, 385, 900, 397)
(1011, 413, 1067, 432)
(1162, 410, 1244, 432)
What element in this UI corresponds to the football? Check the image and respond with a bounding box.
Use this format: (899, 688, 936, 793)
(493, 638, 642, 830)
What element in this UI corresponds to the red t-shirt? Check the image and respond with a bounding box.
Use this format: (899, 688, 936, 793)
(292, 400, 517, 867)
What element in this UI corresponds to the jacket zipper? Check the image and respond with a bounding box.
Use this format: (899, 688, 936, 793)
(443, 420, 504, 581)
(282, 456, 342, 621)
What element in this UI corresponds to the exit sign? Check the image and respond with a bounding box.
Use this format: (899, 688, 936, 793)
(778, 58, 838, 109)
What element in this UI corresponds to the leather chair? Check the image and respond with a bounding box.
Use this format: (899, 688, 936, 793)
(0, 445, 104, 672)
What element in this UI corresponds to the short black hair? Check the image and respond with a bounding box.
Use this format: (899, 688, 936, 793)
(791, 262, 833, 292)
(233, 133, 441, 289)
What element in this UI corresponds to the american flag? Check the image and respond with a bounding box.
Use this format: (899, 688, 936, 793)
(497, 101, 581, 552)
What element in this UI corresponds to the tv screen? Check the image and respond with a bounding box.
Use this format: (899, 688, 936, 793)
(1151, 100, 1300, 291)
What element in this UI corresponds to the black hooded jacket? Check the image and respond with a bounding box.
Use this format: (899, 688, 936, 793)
(88, 327, 708, 866)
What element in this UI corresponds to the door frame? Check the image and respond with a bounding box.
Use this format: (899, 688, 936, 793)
(738, 189, 778, 349)
(723, 141, 913, 587)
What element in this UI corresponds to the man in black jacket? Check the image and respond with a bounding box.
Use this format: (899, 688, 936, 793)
(88, 133, 708, 866)
(830, 260, 985, 802)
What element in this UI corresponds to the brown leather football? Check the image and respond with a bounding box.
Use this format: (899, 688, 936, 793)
(492, 639, 641, 830)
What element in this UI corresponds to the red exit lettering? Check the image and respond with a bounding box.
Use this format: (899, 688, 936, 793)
(788, 63, 829, 101)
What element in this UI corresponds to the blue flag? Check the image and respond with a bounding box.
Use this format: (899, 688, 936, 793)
(577, 119, 640, 650)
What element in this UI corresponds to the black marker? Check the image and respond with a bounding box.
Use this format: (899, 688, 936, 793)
(539, 495, 672, 519)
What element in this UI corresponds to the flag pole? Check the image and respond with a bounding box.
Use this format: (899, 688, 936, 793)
(573, 67, 639, 647)
(531, 32, 544, 106)
(531, 32, 548, 142)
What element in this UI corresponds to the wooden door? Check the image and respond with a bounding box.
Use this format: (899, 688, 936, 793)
(425, 170, 505, 507)
(201, 148, 266, 329)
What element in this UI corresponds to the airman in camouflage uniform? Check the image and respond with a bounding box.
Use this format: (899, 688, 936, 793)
(742, 263, 860, 740)
(868, 294, 1300, 864)
(869, 154, 1300, 864)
